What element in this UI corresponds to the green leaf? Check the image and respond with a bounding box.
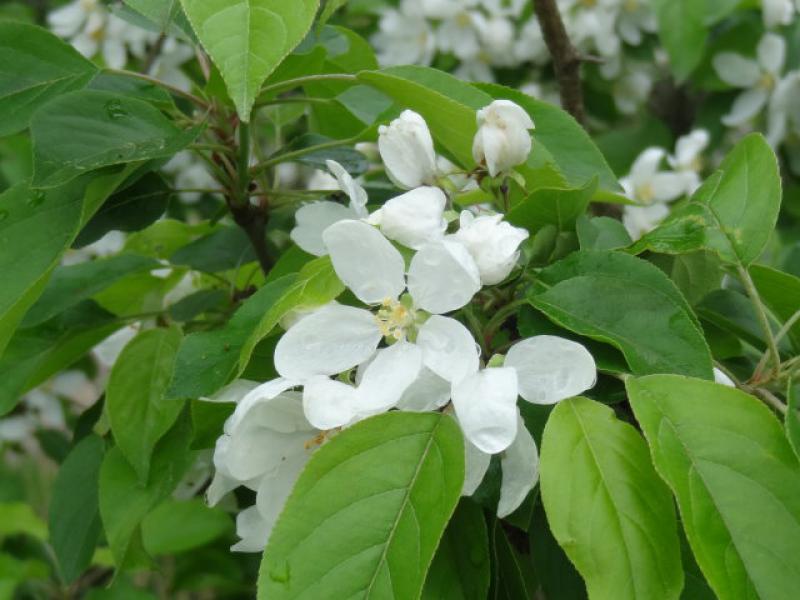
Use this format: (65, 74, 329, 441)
(627, 375, 800, 600)
(540, 396, 683, 600)
(168, 289, 228, 322)
(529, 250, 713, 379)
(750, 264, 800, 350)
(168, 274, 298, 399)
(99, 413, 194, 569)
(107, 327, 184, 483)
(169, 226, 256, 273)
(576, 215, 632, 251)
(632, 134, 781, 266)
(0, 502, 46, 540)
(75, 172, 171, 247)
(651, 0, 706, 79)
(180, 0, 320, 120)
(49, 434, 105, 583)
(490, 519, 537, 600)
(0, 170, 132, 358)
(259, 412, 464, 599)
(422, 499, 490, 600)
(238, 256, 344, 373)
(0, 302, 119, 415)
(31, 90, 200, 188)
(22, 254, 157, 328)
(141, 498, 232, 555)
(507, 179, 597, 233)
(649, 251, 723, 306)
(0, 22, 97, 136)
(529, 502, 587, 600)
(123, 0, 181, 31)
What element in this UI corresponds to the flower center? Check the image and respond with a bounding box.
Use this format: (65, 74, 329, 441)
(758, 72, 776, 91)
(623, 0, 639, 12)
(375, 298, 415, 341)
(636, 182, 655, 204)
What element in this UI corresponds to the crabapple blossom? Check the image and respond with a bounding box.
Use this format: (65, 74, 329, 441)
(378, 110, 438, 189)
(472, 100, 535, 176)
(367, 186, 448, 249)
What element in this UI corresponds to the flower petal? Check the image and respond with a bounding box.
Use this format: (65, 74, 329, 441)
(302, 376, 360, 430)
(323, 220, 407, 304)
(290, 201, 356, 256)
(255, 452, 309, 543)
(396, 367, 452, 412)
(370, 186, 447, 249)
(722, 88, 769, 126)
(226, 378, 301, 433)
(462, 437, 491, 496)
(326, 159, 368, 217)
(452, 367, 519, 454)
(231, 505, 270, 552)
(505, 336, 597, 405)
(758, 32, 786, 74)
(498, 413, 539, 517)
(416, 315, 480, 382)
(356, 341, 422, 417)
(408, 240, 481, 314)
(274, 304, 381, 381)
(712, 53, 761, 87)
(651, 172, 690, 202)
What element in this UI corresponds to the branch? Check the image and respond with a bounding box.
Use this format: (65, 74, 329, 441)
(228, 199, 274, 276)
(532, 0, 586, 126)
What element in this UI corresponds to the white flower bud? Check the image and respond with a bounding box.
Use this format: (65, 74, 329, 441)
(378, 110, 438, 189)
(450, 211, 529, 284)
(472, 100, 534, 176)
(368, 186, 447, 249)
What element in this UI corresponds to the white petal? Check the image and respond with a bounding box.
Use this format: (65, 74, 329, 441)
(373, 187, 447, 249)
(408, 240, 481, 314)
(713, 367, 735, 387)
(378, 109, 438, 189)
(722, 88, 769, 126)
(498, 413, 539, 518)
(231, 505, 270, 552)
(255, 452, 309, 542)
(323, 220, 406, 305)
(206, 470, 239, 506)
(713, 53, 761, 87)
(505, 336, 597, 405)
(229, 383, 309, 435)
(396, 367, 452, 411)
(670, 129, 709, 169)
(302, 376, 359, 430)
(651, 172, 690, 202)
(274, 304, 381, 381)
(629, 147, 666, 184)
(452, 367, 519, 454)
(416, 315, 480, 382)
(462, 437, 491, 496)
(355, 341, 422, 417)
(291, 201, 357, 256)
(326, 159, 368, 217)
(102, 40, 127, 70)
(622, 204, 670, 241)
(758, 32, 786, 74)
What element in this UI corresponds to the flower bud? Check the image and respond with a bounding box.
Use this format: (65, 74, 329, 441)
(378, 110, 438, 189)
(368, 186, 447, 249)
(451, 211, 529, 284)
(472, 100, 534, 176)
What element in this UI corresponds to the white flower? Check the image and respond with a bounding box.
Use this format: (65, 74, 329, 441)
(620, 148, 689, 205)
(766, 71, 800, 147)
(450, 211, 529, 285)
(62, 230, 126, 265)
(275, 220, 482, 429)
(163, 150, 219, 205)
(148, 37, 194, 92)
(368, 187, 447, 249)
(473, 14, 516, 67)
(713, 367, 736, 387)
(613, 66, 653, 115)
(290, 160, 368, 256)
(378, 110, 438, 189)
(208, 380, 317, 552)
(667, 129, 709, 194)
(402, 0, 475, 20)
(472, 100, 534, 176)
(92, 325, 138, 369)
(436, 10, 482, 60)
(713, 33, 786, 127)
(514, 18, 549, 65)
(372, 9, 436, 67)
(480, 0, 527, 18)
(616, 0, 657, 46)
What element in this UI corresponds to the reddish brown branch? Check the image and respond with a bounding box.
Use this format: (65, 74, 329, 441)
(533, 0, 587, 126)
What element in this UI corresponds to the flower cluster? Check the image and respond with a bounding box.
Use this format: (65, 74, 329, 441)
(208, 101, 598, 550)
(621, 129, 710, 240)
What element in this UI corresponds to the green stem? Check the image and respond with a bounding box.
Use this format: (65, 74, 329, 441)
(738, 265, 781, 378)
(105, 68, 209, 108)
(249, 135, 359, 176)
(483, 298, 529, 341)
(461, 304, 489, 358)
(255, 96, 334, 109)
(257, 73, 357, 98)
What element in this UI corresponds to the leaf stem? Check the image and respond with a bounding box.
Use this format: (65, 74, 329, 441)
(738, 265, 781, 379)
(249, 135, 360, 176)
(105, 68, 209, 109)
(237, 122, 251, 203)
(257, 73, 357, 98)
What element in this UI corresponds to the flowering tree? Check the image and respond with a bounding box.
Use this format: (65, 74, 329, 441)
(1, 0, 800, 598)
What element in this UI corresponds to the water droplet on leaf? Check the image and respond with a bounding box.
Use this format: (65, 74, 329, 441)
(105, 99, 128, 120)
